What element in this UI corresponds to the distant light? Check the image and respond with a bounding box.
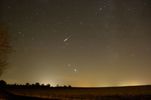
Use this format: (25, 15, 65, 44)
(118, 81, 146, 86)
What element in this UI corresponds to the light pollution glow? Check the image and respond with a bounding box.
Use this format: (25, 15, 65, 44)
(1, 0, 151, 87)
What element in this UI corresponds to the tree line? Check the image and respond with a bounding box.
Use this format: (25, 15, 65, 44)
(0, 80, 72, 89)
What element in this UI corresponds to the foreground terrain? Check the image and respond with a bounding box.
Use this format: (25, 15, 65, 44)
(1, 85, 151, 100)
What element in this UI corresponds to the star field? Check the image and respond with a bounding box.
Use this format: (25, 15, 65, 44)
(1, 0, 151, 87)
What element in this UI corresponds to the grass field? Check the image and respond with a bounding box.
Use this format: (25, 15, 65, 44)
(1, 85, 151, 100)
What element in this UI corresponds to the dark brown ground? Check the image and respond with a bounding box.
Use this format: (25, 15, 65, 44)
(1, 85, 151, 100)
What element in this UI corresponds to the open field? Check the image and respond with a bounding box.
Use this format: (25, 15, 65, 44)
(1, 85, 151, 100)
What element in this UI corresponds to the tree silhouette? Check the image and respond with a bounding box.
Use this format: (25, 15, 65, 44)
(0, 80, 7, 88)
(35, 82, 40, 87)
(25, 83, 30, 86)
(0, 25, 11, 76)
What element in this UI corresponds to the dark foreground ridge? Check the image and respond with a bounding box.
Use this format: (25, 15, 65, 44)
(1, 80, 151, 100)
(0, 91, 54, 100)
(1, 91, 151, 100)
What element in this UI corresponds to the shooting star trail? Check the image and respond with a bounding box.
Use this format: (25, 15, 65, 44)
(64, 35, 72, 42)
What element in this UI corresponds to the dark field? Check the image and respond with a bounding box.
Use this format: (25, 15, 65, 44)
(1, 85, 151, 100)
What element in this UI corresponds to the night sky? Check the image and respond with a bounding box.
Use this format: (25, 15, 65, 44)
(1, 0, 151, 87)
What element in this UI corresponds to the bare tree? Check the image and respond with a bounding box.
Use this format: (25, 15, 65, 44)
(0, 25, 11, 76)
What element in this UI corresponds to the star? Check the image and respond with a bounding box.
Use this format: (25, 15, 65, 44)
(67, 64, 71, 67)
(31, 37, 35, 41)
(99, 8, 103, 11)
(7, 6, 11, 9)
(74, 68, 77, 72)
(18, 32, 22, 34)
(18, 32, 25, 37)
(80, 22, 83, 24)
